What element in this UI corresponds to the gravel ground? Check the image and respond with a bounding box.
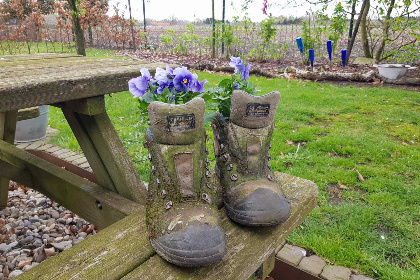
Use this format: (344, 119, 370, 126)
(0, 182, 97, 279)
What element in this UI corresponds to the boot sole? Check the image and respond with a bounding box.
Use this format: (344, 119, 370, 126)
(151, 238, 226, 267)
(225, 202, 288, 226)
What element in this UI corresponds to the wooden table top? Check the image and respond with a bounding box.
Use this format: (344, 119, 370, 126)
(0, 53, 168, 112)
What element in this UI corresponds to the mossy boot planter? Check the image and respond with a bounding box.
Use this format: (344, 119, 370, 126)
(212, 90, 291, 226)
(144, 98, 226, 267)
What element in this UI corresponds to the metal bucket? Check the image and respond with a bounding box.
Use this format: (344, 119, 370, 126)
(15, 105, 49, 143)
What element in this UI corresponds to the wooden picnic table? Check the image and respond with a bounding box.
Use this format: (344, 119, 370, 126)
(0, 54, 318, 280)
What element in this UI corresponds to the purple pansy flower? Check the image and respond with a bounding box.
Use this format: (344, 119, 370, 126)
(166, 66, 175, 78)
(190, 79, 208, 93)
(173, 67, 194, 92)
(242, 63, 251, 81)
(154, 67, 170, 82)
(157, 80, 174, 95)
(128, 68, 152, 97)
(229, 57, 246, 74)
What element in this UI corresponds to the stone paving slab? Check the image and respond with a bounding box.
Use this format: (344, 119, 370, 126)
(51, 148, 71, 156)
(66, 154, 84, 162)
(45, 146, 62, 153)
(25, 142, 44, 150)
(72, 157, 88, 165)
(276, 244, 306, 266)
(36, 144, 53, 151)
(16, 143, 31, 149)
(350, 275, 375, 280)
(298, 254, 326, 276)
(56, 151, 76, 160)
(321, 265, 352, 280)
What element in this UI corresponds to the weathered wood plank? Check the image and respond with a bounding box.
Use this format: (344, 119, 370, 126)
(121, 172, 318, 280)
(62, 109, 117, 193)
(53, 96, 106, 115)
(78, 112, 148, 204)
(16, 210, 151, 280)
(0, 58, 154, 79)
(0, 110, 17, 207)
(0, 62, 172, 112)
(0, 140, 141, 228)
(20, 172, 317, 280)
(17, 107, 40, 121)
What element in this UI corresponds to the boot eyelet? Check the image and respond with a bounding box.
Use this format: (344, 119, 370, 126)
(160, 190, 167, 199)
(165, 201, 173, 210)
(205, 158, 210, 165)
(156, 178, 160, 186)
(206, 134, 210, 141)
(205, 170, 211, 178)
(231, 174, 238, 181)
(222, 153, 229, 162)
(206, 183, 212, 189)
(267, 174, 273, 181)
(268, 153, 271, 161)
(269, 144, 272, 149)
(151, 165, 155, 173)
(205, 147, 209, 154)
(216, 134, 220, 142)
(267, 162, 272, 170)
(227, 164, 233, 171)
(202, 193, 212, 204)
(148, 153, 152, 161)
(220, 143, 224, 150)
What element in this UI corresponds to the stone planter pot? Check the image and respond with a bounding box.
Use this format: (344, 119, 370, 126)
(15, 105, 49, 143)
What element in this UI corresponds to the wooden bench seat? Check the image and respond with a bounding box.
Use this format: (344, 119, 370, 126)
(17, 172, 317, 280)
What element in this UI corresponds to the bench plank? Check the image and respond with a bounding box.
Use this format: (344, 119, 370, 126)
(0, 140, 141, 228)
(18, 172, 317, 280)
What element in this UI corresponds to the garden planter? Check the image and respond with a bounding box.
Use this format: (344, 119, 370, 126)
(373, 64, 417, 80)
(15, 105, 49, 143)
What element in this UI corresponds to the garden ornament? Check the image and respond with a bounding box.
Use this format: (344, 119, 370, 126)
(341, 49, 347, 67)
(327, 40, 333, 62)
(212, 90, 291, 226)
(309, 49, 315, 69)
(144, 98, 226, 267)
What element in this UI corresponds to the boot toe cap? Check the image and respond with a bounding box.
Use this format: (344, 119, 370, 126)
(151, 223, 226, 267)
(226, 188, 291, 226)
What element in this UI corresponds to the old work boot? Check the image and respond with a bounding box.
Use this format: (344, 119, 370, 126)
(145, 98, 226, 267)
(212, 90, 291, 226)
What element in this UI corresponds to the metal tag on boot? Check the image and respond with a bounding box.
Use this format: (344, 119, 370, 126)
(167, 114, 195, 132)
(246, 103, 270, 117)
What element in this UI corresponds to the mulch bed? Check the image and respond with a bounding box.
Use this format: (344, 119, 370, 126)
(118, 50, 420, 91)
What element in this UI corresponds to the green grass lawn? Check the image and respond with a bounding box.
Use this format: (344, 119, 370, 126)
(47, 72, 420, 280)
(0, 41, 116, 58)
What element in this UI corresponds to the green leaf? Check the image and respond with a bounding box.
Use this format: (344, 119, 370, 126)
(142, 91, 155, 103)
(218, 79, 231, 88)
(204, 112, 218, 124)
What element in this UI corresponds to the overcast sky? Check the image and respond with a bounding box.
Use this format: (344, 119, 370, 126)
(107, 0, 319, 22)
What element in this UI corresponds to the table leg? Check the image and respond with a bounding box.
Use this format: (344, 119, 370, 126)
(59, 97, 147, 204)
(0, 111, 17, 208)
